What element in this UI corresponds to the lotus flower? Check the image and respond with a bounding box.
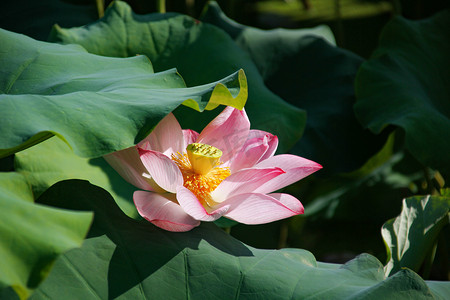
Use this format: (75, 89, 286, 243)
(105, 107, 322, 232)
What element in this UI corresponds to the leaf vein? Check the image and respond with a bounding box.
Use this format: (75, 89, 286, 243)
(61, 255, 103, 299)
(4, 55, 37, 94)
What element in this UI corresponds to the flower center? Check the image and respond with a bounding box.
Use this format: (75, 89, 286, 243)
(186, 143, 222, 175)
(171, 143, 230, 207)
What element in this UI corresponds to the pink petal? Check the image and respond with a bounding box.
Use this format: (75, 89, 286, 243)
(253, 155, 322, 194)
(221, 193, 304, 224)
(229, 138, 269, 172)
(138, 113, 185, 156)
(211, 167, 285, 203)
(134, 191, 200, 232)
(104, 146, 156, 191)
(183, 129, 199, 145)
(196, 107, 250, 163)
(229, 130, 278, 172)
(138, 149, 183, 193)
(176, 186, 229, 222)
(257, 131, 278, 161)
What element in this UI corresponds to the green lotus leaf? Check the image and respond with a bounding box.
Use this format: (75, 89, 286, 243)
(382, 195, 450, 276)
(355, 10, 450, 175)
(0, 27, 247, 158)
(48, 0, 305, 153)
(0, 173, 93, 299)
(201, 1, 336, 51)
(29, 180, 449, 299)
(14, 136, 139, 218)
(201, 1, 387, 175)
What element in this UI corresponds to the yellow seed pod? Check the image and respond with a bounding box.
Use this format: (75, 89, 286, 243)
(186, 143, 222, 175)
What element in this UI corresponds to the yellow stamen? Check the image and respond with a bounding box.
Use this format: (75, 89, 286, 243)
(171, 149, 230, 208)
(186, 143, 222, 175)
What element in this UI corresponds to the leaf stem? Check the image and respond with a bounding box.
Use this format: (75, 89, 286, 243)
(423, 167, 439, 195)
(333, 0, 345, 47)
(278, 220, 289, 249)
(96, 0, 104, 18)
(434, 171, 445, 190)
(157, 0, 166, 13)
(391, 0, 402, 15)
(421, 240, 438, 279)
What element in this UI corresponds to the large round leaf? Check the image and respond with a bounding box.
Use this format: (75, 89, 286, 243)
(354, 10, 450, 175)
(0, 173, 93, 299)
(0, 28, 247, 158)
(14, 137, 139, 218)
(201, 1, 388, 175)
(30, 180, 449, 299)
(48, 0, 306, 153)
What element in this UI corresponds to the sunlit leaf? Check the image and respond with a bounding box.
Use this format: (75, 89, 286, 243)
(0, 173, 93, 299)
(30, 180, 449, 299)
(14, 137, 138, 218)
(0, 28, 247, 158)
(382, 195, 450, 276)
(48, 0, 306, 153)
(355, 10, 450, 175)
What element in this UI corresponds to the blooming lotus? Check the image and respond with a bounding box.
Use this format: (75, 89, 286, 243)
(105, 107, 322, 232)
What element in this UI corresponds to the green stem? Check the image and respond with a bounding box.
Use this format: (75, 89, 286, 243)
(421, 241, 438, 279)
(95, 0, 104, 18)
(157, 0, 166, 13)
(391, 0, 402, 15)
(334, 0, 345, 47)
(185, 0, 194, 16)
(434, 171, 445, 190)
(423, 167, 439, 195)
(278, 220, 289, 249)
